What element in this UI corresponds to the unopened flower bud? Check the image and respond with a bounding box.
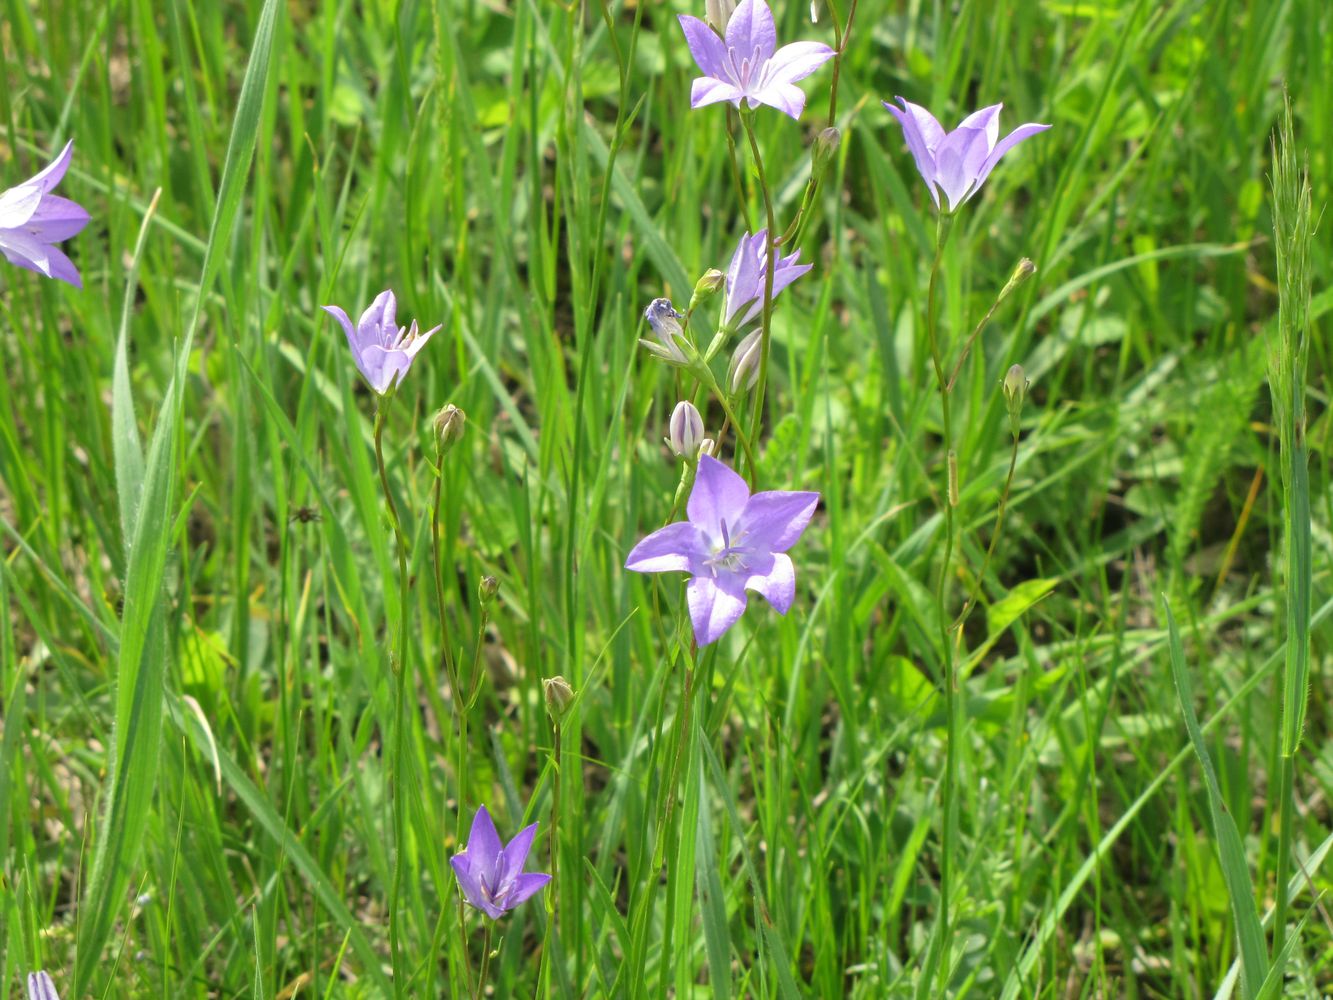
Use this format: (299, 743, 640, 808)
(813, 127, 841, 176)
(727, 329, 762, 394)
(697, 437, 716, 460)
(666, 401, 705, 459)
(479, 575, 499, 606)
(1002, 364, 1029, 436)
(543, 675, 575, 721)
(688, 268, 726, 312)
(640, 298, 690, 366)
(433, 404, 466, 454)
(705, 0, 737, 33)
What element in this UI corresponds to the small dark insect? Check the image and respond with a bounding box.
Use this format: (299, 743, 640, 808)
(289, 506, 321, 524)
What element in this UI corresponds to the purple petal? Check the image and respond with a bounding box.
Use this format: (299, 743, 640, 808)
(691, 77, 744, 110)
(27, 971, 61, 1000)
(768, 254, 812, 300)
(724, 231, 763, 325)
(28, 140, 75, 194)
(764, 41, 836, 87)
(402, 321, 442, 361)
(725, 0, 776, 63)
(358, 289, 397, 347)
(687, 456, 752, 534)
(321, 304, 360, 354)
(450, 854, 493, 916)
(679, 15, 730, 79)
(23, 194, 90, 242)
(749, 82, 807, 120)
(687, 574, 748, 645)
(745, 551, 796, 614)
(736, 489, 818, 552)
(956, 104, 1002, 149)
(465, 805, 504, 872)
(504, 872, 552, 910)
(0, 186, 42, 229)
(499, 822, 540, 885)
(884, 98, 943, 207)
(932, 126, 991, 210)
(625, 521, 709, 574)
(41, 243, 82, 288)
(358, 346, 413, 394)
(970, 122, 1051, 198)
(0, 231, 82, 288)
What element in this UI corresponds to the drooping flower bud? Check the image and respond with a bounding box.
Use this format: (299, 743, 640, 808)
(640, 298, 690, 366)
(666, 401, 705, 459)
(543, 675, 575, 722)
(727, 329, 762, 394)
(688, 268, 726, 313)
(433, 404, 466, 454)
(705, 0, 737, 33)
(1002, 364, 1029, 437)
(479, 575, 499, 606)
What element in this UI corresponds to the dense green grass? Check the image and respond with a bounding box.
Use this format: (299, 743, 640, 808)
(2, 0, 1331, 996)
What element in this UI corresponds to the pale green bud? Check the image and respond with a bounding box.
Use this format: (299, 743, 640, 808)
(433, 404, 466, 454)
(543, 675, 575, 721)
(1002, 364, 1029, 436)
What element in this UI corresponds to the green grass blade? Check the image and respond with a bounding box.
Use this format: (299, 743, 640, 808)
(1163, 599, 1269, 997)
(72, 1, 282, 990)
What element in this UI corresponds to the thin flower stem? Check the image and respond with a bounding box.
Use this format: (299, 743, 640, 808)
(540, 720, 562, 993)
(781, 0, 857, 251)
(826, 0, 859, 122)
(725, 108, 752, 230)
(919, 212, 959, 999)
(473, 922, 493, 1000)
(741, 113, 779, 487)
(429, 443, 472, 991)
(953, 431, 1020, 632)
(374, 403, 412, 998)
(705, 374, 759, 473)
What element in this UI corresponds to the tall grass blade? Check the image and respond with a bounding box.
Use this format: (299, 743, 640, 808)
(1163, 600, 1268, 997)
(73, 0, 282, 990)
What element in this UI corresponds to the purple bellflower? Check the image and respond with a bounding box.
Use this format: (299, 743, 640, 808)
(626, 455, 818, 646)
(321, 289, 440, 395)
(724, 230, 811, 331)
(883, 99, 1050, 211)
(27, 971, 60, 1000)
(679, 0, 835, 120)
(450, 805, 551, 920)
(0, 141, 90, 288)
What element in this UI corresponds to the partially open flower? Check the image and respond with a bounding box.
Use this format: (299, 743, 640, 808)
(882, 99, 1050, 211)
(641, 298, 691, 366)
(322, 290, 440, 395)
(450, 806, 551, 919)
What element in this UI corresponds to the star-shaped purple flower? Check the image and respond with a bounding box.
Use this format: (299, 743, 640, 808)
(626, 455, 819, 646)
(723, 229, 812, 331)
(679, 0, 835, 120)
(882, 99, 1051, 211)
(0, 140, 91, 288)
(450, 805, 551, 920)
(321, 289, 440, 395)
